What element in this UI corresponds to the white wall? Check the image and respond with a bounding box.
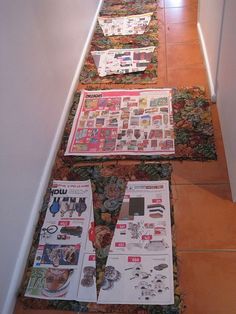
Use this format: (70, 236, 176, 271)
(217, 0, 236, 201)
(198, 0, 224, 101)
(198, 0, 236, 201)
(0, 1, 100, 313)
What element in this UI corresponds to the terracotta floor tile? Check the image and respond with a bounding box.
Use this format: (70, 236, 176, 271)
(156, 73, 168, 87)
(157, 20, 166, 43)
(172, 118, 229, 185)
(167, 64, 208, 87)
(172, 158, 229, 186)
(177, 252, 236, 314)
(165, 6, 197, 24)
(172, 184, 236, 249)
(166, 22, 199, 43)
(157, 7, 165, 22)
(165, 0, 198, 8)
(154, 77, 168, 87)
(158, 52, 166, 72)
(167, 42, 203, 68)
(157, 45, 167, 79)
(211, 103, 224, 139)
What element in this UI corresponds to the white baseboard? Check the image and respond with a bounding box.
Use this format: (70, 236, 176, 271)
(2, 1, 103, 314)
(197, 22, 217, 102)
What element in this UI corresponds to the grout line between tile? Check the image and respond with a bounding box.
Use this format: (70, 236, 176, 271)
(177, 248, 236, 253)
(167, 40, 200, 45)
(172, 182, 229, 186)
(166, 39, 200, 45)
(166, 21, 198, 26)
(167, 63, 204, 70)
(165, 2, 198, 9)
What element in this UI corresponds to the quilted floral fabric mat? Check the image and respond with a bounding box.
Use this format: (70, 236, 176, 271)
(79, 0, 159, 84)
(19, 163, 183, 314)
(100, 0, 160, 17)
(58, 87, 217, 165)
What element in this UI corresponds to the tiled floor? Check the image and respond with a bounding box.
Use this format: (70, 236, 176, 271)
(14, 1, 236, 314)
(162, 1, 236, 314)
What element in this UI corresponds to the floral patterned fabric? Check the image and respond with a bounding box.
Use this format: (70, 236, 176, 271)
(19, 163, 182, 314)
(100, 0, 159, 16)
(172, 87, 216, 160)
(79, 0, 159, 84)
(58, 87, 216, 165)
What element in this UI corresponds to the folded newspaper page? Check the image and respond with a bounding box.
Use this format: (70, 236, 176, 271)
(98, 12, 153, 36)
(25, 180, 95, 301)
(98, 181, 174, 305)
(91, 46, 155, 77)
(77, 207, 97, 302)
(65, 89, 175, 156)
(25, 180, 175, 305)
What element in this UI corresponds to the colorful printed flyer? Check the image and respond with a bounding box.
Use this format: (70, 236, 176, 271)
(91, 46, 155, 77)
(25, 180, 94, 301)
(98, 181, 174, 305)
(65, 89, 175, 156)
(98, 12, 153, 36)
(25, 180, 175, 305)
(77, 207, 97, 302)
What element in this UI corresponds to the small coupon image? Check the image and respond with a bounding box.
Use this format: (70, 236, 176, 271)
(98, 254, 174, 305)
(39, 221, 84, 245)
(25, 267, 78, 300)
(46, 196, 88, 220)
(77, 253, 97, 302)
(34, 244, 80, 268)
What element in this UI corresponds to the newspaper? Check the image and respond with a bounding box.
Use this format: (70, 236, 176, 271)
(25, 180, 95, 301)
(91, 46, 155, 77)
(65, 89, 175, 156)
(98, 181, 174, 305)
(98, 12, 153, 36)
(77, 207, 97, 302)
(25, 180, 174, 305)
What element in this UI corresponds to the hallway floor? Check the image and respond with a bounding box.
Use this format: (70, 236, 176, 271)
(14, 1, 236, 314)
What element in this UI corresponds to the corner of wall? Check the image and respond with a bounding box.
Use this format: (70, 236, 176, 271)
(197, 22, 217, 103)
